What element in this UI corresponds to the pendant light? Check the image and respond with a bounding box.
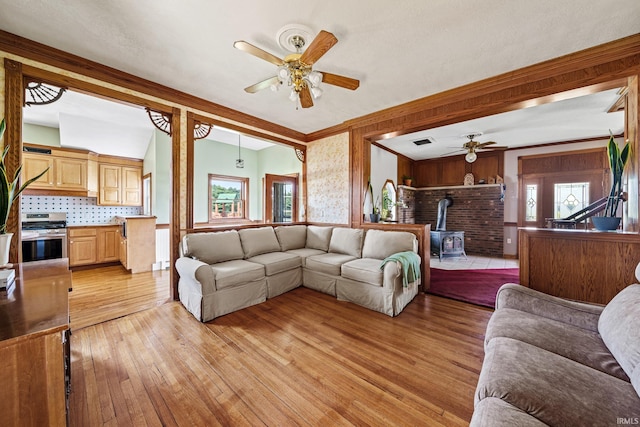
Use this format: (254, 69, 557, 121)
(236, 134, 244, 168)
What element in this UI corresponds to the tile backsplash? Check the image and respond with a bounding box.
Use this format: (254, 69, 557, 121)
(21, 196, 142, 225)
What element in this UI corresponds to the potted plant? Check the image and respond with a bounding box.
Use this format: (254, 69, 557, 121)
(370, 196, 381, 223)
(592, 132, 631, 231)
(0, 118, 50, 266)
(402, 175, 413, 187)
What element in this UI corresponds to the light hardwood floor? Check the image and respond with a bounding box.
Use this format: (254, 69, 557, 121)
(68, 273, 493, 426)
(70, 265, 171, 330)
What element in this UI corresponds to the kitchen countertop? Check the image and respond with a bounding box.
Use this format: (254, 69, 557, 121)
(67, 223, 121, 228)
(0, 259, 70, 345)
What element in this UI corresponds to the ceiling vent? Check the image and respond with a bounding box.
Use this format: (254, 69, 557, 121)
(413, 137, 434, 146)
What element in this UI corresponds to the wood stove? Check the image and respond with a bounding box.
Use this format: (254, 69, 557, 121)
(430, 196, 467, 261)
(430, 231, 467, 261)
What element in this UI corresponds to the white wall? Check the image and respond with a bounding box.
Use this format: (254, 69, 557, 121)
(370, 145, 398, 211)
(502, 138, 608, 255)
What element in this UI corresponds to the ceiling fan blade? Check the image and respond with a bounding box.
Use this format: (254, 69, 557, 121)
(319, 71, 360, 90)
(440, 149, 465, 157)
(481, 146, 509, 151)
(299, 86, 314, 108)
(234, 41, 284, 66)
(299, 30, 338, 65)
(244, 76, 280, 93)
(476, 141, 497, 148)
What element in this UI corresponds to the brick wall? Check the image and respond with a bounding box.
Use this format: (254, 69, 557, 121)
(397, 186, 415, 224)
(415, 185, 504, 257)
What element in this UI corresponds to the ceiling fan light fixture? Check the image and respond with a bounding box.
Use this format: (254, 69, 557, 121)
(289, 89, 299, 102)
(278, 66, 290, 80)
(308, 71, 323, 87)
(311, 86, 323, 99)
(465, 151, 478, 163)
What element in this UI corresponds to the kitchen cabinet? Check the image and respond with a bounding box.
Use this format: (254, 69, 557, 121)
(68, 228, 97, 266)
(22, 152, 55, 189)
(22, 145, 99, 196)
(0, 259, 71, 426)
(68, 225, 120, 267)
(97, 226, 120, 262)
(99, 164, 142, 206)
(116, 216, 156, 273)
(54, 157, 87, 190)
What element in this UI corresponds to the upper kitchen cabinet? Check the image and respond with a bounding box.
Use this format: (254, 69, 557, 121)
(22, 143, 142, 205)
(98, 158, 142, 206)
(22, 144, 98, 197)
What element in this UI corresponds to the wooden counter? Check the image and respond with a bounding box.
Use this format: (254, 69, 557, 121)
(519, 228, 640, 304)
(0, 259, 71, 426)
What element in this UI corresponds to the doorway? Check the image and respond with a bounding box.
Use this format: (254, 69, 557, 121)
(264, 173, 299, 223)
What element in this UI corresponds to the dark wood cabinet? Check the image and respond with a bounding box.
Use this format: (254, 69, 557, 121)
(414, 151, 503, 187)
(0, 259, 71, 426)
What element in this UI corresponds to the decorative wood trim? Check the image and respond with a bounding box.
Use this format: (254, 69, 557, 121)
(188, 111, 306, 151)
(0, 29, 306, 142)
(146, 108, 172, 136)
(193, 121, 212, 140)
(508, 135, 622, 153)
(306, 122, 351, 141)
(186, 112, 196, 231)
(3, 59, 23, 263)
(371, 140, 414, 163)
(155, 223, 170, 229)
(170, 107, 181, 301)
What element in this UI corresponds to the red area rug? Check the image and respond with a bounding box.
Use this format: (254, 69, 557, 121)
(427, 268, 520, 308)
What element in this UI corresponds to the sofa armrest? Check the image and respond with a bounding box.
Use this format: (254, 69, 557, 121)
(495, 283, 604, 332)
(175, 257, 215, 294)
(382, 259, 420, 290)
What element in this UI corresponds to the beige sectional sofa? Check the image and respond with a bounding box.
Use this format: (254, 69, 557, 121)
(176, 225, 420, 322)
(471, 276, 640, 426)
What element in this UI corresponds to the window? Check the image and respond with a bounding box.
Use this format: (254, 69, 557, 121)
(525, 184, 538, 222)
(554, 182, 589, 219)
(208, 174, 249, 221)
(142, 173, 151, 216)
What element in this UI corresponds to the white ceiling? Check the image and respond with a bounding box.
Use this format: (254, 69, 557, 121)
(22, 90, 274, 158)
(1, 0, 639, 138)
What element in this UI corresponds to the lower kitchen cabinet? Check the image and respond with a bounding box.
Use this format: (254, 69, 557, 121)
(68, 225, 120, 267)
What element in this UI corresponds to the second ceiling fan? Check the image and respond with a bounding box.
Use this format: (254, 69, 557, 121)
(234, 25, 359, 108)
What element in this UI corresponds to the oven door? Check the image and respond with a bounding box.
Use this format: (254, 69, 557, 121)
(22, 234, 67, 262)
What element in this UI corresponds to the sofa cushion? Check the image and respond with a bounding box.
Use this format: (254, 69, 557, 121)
(341, 258, 383, 286)
(476, 337, 640, 426)
(211, 260, 265, 290)
(238, 227, 281, 258)
(599, 284, 640, 396)
(470, 397, 548, 427)
(182, 230, 244, 264)
(247, 252, 301, 276)
(486, 308, 628, 381)
(275, 225, 307, 251)
(361, 229, 416, 260)
(286, 248, 326, 267)
(305, 253, 357, 276)
(306, 225, 333, 251)
(329, 228, 364, 258)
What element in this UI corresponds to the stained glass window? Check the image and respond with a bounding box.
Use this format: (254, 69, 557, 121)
(554, 182, 589, 219)
(525, 184, 537, 222)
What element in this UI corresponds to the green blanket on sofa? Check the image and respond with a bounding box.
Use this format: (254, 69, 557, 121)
(380, 251, 421, 288)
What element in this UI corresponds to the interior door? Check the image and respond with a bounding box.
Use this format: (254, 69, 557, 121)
(264, 174, 298, 223)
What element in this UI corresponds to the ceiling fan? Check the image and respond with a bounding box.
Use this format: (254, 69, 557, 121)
(443, 133, 508, 163)
(233, 25, 360, 108)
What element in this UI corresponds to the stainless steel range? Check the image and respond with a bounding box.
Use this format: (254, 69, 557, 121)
(21, 212, 68, 262)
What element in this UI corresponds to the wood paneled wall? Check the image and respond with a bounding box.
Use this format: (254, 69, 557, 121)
(414, 151, 503, 187)
(519, 228, 640, 304)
